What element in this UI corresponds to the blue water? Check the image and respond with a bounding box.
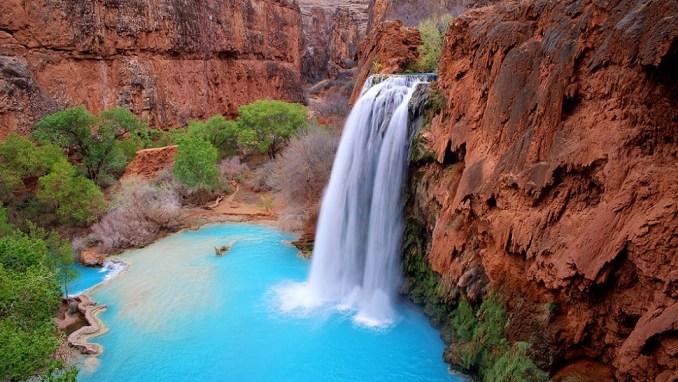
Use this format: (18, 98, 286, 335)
(67, 262, 124, 296)
(77, 223, 462, 382)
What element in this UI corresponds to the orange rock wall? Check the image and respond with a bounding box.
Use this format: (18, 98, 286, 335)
(0, 0, 304, 136)
(405, 0, 677, 379)
(298, 0, 370, 82)
(349, 20, 421, 104)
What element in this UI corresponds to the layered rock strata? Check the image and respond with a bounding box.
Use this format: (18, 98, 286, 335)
(0, 0, 304, 136)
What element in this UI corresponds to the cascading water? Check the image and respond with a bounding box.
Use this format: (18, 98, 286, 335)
(283, 74, 435, 326)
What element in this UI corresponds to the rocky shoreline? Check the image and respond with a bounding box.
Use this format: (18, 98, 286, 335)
(66, 295, 107, 355)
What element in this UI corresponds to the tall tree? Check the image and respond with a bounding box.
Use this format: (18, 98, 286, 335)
(33, 106, 147, 186)
(172, 135, 220, 191)
(237, 100, 308, 158)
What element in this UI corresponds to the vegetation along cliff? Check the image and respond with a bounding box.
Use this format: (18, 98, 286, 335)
(398, 0, 677, 380)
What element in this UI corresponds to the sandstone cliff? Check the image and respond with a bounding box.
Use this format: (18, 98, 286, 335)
(0, 0, 304, 136)
(298, 0, 369, 83)
(366, 0, 496, 31)
(402, 0, 677, 380)
(349, 20, 421, 104)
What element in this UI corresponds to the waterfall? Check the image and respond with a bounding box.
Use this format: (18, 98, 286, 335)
(303, 74, 434, 326)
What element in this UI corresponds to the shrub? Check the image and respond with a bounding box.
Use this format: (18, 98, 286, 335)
(0, 229, 76, 381)
(237, 100, 309, 158)
(34, 106, 148, 186)
(36, 161, 105, 225)
(485, 342, 549, 382)
(416, 14, 453, 72)
(277, 206, 307, 232)
(218, 156, 249, 184)
(0, 134, 66, 195)
(187, 115, 240, 158)
(447, 293, 548, 381)
(269, 127, 339, 207)
(173, 134, 220, 191)
(92, 178, 180, 252)
(245, 161, 274, 192)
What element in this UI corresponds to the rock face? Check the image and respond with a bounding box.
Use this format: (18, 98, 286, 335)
(366, 0, 495, 30)
(349, 20, 420, 104)
(405, 0, 677, 379)
(298, 0, 370, 83)
(121, 145, 177, 180)
(0, 0, 304, 136)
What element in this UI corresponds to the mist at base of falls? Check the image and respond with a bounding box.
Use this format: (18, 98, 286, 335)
(77, 224, 462, 382)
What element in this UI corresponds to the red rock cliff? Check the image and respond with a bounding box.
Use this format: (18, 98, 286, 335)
(405, 0, 677, 379)
(298, 0, 370, 83)
(0, 0, 304, 136)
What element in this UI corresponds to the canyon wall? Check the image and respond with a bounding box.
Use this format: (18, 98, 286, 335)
(298, 0, 369, 83)
(0, 0, 304, 136)
(402, 0, 676, 380)
(366, 0, 496, 31)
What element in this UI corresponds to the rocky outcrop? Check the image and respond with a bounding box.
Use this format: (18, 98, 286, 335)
(67, 295, 106, 355)
(298, 0, 370, 83)
(405, 0, 677, 380)
(349, 20, 420, 104)
(121, 145, 176, 180)
(80, 246, 107, 267)
(0, 0, 304, 136)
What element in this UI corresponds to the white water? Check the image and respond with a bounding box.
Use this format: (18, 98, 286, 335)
(281, 75, 433, 326)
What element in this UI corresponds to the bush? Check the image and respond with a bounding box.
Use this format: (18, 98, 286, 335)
(269, 127, 338, 207)
(244, 161, 274, 192)
(0, 229, 76, 381)
(36, 161, 105, 225)
(173, 134, 220, 192)
(237, 100, 309, 158)
(417, 14, 453, 72)
(448, 294, 547, 381)
(34, 106, 148, 186)
(92, 178, 180, 252)
(218, 156, 249, 184)
(0, 134, 66, 196)
(187, 115, 240, 158)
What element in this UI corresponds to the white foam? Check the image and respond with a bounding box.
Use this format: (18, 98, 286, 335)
(101, 260, 125, 282)
(272, 281, 325, 316)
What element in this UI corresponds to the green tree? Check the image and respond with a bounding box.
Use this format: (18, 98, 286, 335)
(28, 224, 78, 298)
(33, 106, 147, 186)
(0, 206, 13, 237)
(237, 100, 308, 158)
(417, 14, 453, 72)
(36, 161, 105, 225)
(187, 115, 240, 157)
(0, 134, 67, 196)
(0, 230, 77, 381)
(173, 135, 220, 191)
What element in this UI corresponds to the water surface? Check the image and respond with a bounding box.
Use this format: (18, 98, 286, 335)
(78, 223, 461, 382)
(67, 261, 124, 296)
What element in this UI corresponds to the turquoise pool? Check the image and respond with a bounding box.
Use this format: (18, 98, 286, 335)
(77, 223, 463, 382)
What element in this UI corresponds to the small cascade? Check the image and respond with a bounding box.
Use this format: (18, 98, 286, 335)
(303, 74, 435, 326)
